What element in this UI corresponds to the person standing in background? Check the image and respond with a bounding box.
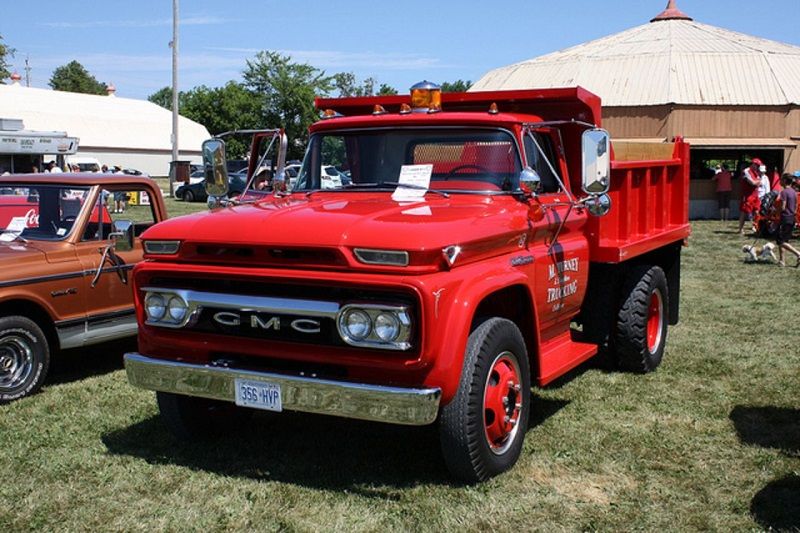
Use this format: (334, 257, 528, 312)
(775, 173, 800, 267)
(757, 163, 771, 200)
(712, 163, 732, 221)
(738, 158, 763, 235)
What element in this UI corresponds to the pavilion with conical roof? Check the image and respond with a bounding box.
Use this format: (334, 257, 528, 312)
(471, 0, 800, 218)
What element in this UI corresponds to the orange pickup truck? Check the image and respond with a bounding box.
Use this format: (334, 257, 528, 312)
(0, 174, 166, 402)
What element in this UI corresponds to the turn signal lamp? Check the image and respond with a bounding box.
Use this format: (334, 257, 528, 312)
(410, 80, 442, 113)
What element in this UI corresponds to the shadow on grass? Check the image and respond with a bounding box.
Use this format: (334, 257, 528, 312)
(47, 338, 135, 386)
(731, 407, 800, 531)
(102, 396, 568, 490)
(750, 474, 800, 531)
(730, 405, 799, 457)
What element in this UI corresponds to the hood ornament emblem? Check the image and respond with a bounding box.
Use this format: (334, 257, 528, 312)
(442, 245, 461, 267)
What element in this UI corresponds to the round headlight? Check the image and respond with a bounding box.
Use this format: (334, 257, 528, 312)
(167, 296, 188, 322)
(344, 309, 371, 340)
(145, 293, 166, 321)
(374, 313, 400, 342)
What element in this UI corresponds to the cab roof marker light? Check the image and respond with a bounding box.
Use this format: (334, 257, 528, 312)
(321, 109, 341, 119)
(372, 104, 387, 115)
(488, 103, 499, 115)
(354, 248, 409, 267)
(399, 103, 412, 115)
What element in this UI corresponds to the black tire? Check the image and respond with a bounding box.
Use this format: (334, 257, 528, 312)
(439, 318, 531, 483)
(615, 265, 669, 373)
(156, 391, 251, 440)
(0, 316, 50, 404)
(183, 189, 195, 203)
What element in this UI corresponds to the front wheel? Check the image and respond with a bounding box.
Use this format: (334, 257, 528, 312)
(0, 316, 50, 403)
(615, 265, 669, 373)
(183, 189, 195, 203)
(156, 391, 251, 440)
(439, 318, 530, 483)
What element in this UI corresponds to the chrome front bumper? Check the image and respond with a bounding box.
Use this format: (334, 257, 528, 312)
(124, 353, 441, 426)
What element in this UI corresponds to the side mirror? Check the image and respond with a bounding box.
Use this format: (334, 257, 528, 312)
(584, 193, 611, 217)
(519, 167, 541, 193)
(110, 219, 134, 251)
(203, 138, 229, 198)
(581, 129, 610, 195)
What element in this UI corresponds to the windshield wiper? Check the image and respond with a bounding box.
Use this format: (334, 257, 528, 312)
(377, 182, 449, 198)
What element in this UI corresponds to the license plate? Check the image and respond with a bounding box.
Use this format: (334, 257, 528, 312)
(234, 379, 282, 412)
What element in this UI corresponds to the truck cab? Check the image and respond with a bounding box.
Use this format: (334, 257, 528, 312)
(125, 84, 690, 482)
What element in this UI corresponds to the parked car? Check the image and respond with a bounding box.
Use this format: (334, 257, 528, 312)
(175, 170, 247, 202)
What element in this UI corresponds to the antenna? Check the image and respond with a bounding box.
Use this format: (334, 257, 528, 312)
(24, 55, 31, 87)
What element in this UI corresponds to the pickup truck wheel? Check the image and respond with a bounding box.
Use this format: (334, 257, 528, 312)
(0, 316, 50, 404)
(183, 189, 195, 203)
(439, 318, 530, 483)
(156, 391, 251, 440)
(615, 265, 668, 373)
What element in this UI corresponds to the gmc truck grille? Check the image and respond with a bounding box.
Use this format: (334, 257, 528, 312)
(145, 276, 418, 351)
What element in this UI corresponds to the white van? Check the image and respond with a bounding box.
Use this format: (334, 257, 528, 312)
(66, 156, 103, 172)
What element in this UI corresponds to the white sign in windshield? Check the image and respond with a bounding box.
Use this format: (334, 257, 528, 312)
(392, 164, 433, 202)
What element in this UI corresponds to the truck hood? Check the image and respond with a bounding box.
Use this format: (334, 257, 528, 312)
(0, 240, 48, 281)
(144, 192, 530, 256)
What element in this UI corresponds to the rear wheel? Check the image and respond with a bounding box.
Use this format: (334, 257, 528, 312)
(439, 318, 530, 483)
(615, 265, 668, 373)
(156, 391, 251, 440)
(0, 316, 50, 404)
(183, 189, 195, 203)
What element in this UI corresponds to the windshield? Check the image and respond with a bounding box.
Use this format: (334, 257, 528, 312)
(0, 184, 91, 241)
(295, 128, 522, 193)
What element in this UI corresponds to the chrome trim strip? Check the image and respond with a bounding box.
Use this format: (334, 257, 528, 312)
(56, 309, 138, 349)
(124, 353, 441, 426)
(0, 264, 136, 289)
(141, 287, 341, 329)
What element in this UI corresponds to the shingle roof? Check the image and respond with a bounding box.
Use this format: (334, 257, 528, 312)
(470, 10, 800, 106)
(0, 83, 210, 151)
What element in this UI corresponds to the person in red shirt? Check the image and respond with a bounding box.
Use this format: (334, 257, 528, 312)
(712, 163, 732, 221)
(738, 158, 762, 235)
(776, 173, 800, 267)
(770, 167, 782, 193)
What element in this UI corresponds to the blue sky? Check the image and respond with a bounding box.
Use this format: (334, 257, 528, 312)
(3, 0, 799, 100)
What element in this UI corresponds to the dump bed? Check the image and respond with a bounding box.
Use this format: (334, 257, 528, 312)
(586, 139, 691, 263)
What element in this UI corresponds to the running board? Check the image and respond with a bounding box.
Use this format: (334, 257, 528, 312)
(537, 331, 598, 386)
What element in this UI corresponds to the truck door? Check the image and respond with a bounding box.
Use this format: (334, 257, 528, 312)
(75, 186, 155, 342)
(523, 130, 590, 331)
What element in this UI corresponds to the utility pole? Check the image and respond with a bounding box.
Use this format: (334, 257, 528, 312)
(169, 0, 179, 197)
(24, 56, 31, 87)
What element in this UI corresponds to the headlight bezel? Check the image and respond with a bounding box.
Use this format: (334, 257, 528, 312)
(143, 289, 193, 328)
(336, 303, 412, 351)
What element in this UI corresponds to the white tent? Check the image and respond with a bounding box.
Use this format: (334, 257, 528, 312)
(0, 80, 210, 176)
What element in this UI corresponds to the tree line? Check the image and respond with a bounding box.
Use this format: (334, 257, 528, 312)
(0, 34, 470, 159)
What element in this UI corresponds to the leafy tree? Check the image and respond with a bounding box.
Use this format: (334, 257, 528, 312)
(377, 83, 398, 96)
(180, 82, 262, 159)
(0, 34, 14, 82)
(243, 51, 335, 159)
(147, 86, 173, 110)
(49, 60, 107, 94)
(440, 80, 472, 93)
(333, 73, 380, 97)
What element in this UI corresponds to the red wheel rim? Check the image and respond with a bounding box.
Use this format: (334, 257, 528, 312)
(646, 289, 663, 353)
(483, 352, 523, 455)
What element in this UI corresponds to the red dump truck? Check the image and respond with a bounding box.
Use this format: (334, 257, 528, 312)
(124, 84, 690, 482)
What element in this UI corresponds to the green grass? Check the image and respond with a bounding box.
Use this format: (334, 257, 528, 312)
(1, 221, 798, 531)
